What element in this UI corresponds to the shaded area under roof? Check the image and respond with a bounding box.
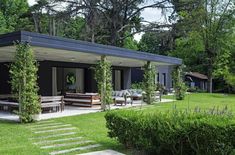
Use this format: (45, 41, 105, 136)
(0, 31, 182, 65)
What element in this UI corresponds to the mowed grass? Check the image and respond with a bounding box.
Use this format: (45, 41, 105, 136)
(54, 112, 129, 154)
(0, 121, 47, 155)
(159, 93, 235, 112)
(0, 93, 235, 155)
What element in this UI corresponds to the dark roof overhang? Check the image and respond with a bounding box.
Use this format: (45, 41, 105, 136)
(0, 31, 182, 65)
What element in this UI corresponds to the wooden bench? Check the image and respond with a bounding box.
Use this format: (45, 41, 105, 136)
(0, 94, 18, 111)
(0, 95, 64, 112)
(40, 96, 64, 112)
(0, 100, 19, 111)
(64, 93, 101, 107)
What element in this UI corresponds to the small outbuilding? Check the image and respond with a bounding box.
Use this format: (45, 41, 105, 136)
(185, 72, 208, 91)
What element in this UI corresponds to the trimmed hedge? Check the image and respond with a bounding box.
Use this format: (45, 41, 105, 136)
(105, 110, 235, 155)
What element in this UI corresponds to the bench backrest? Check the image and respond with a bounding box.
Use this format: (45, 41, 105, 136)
(41, 96, 64, 103)
(0, 94, 14, 100)
(65, 93, 100, 100)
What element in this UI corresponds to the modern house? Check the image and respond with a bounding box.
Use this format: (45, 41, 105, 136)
(0, 31, 182, 96)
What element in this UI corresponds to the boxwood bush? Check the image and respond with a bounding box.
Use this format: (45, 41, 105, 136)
(105, 110, 235, 155)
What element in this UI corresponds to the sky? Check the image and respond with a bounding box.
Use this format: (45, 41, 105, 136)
(27, 0, 166, 41)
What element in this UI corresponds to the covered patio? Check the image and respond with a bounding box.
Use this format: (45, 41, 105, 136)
(0, 99, 175, 122)
(0, 31, 181, 121)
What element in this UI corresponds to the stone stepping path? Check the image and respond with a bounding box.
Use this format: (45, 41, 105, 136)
(28, 122, 64, 128)
(78, 149, 125, 155)
(34, 137, 83, 145)
(30, 132, 77, 140)
(49, 144, 102, 155)
(41, 140, 93, 149)
(34, 127, 77, 134)
(27, 120, 103, 155)
(35, 120, 55, 124)
(31, 124, 72, 131)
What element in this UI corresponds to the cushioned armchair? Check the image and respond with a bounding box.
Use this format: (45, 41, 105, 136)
(112, 90, 132, 106)
(127, 89, 143, 101)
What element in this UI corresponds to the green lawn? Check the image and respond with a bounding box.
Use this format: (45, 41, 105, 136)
(161, 93, 235, 112)
(0, 93, 235, 155)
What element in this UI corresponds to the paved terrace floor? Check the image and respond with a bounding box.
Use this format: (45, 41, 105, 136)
(0, 99, 174, 122)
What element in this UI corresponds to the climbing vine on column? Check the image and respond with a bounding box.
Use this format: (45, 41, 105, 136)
(94, 55, 113, 110)
(172, 65, 187, 100)
(9, 42, 40, 123)
(143, 61, 156, 104)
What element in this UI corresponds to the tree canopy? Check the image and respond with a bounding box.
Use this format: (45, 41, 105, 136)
(1, 0, 234, 92)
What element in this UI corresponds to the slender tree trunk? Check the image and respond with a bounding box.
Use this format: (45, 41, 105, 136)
(208, 76, 213, 93)
(91, 27, 95, 43)
(49, 16, 52, 35)
(52, 18, 56, 36)
(32, 14, 40, 33)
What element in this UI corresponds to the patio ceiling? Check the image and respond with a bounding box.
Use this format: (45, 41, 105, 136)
(0, 31, 182, 67)
(0, 46, 148, 67)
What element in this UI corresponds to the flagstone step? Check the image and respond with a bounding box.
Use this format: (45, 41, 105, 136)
(78, 149, 125, 155)
(28, 122, 64, 128)
(31, 124, 72, 131)
(34, 127, 77, 134)
(35, 120, 55, 124)
(34, 137, 83, 145)
(41, 140, 93, 149)
(30, 132, 77, 140)
(49, 144, 102, 155)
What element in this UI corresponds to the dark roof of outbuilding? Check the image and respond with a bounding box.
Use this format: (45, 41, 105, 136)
(186, 72, 208, 80)
(0, 31, 182, 65)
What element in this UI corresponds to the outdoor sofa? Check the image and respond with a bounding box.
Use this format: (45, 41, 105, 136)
(112, 89, 162, 106)
(64, 93, 101, 107)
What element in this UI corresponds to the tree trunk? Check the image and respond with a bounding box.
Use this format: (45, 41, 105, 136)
(32, 14, 40, 33)
(91, 30, 95, 43)
(52, 18, 56, 36)
(208, 75, 213, 93)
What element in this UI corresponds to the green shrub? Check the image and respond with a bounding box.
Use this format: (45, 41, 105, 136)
(175, 82, 187, 100)
(156, 83, 168, 95)
(105, 110, 235, 155)
(131, 82, 144, 90)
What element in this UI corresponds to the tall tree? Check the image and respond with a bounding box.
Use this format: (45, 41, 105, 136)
(0, 0, 32, 32)
(55, 0, 172, 46)
(139, 30, 172, 55)
(0, 11, 7, 33)
(171, 0, 235, 92)
(30, 0, 58, 35)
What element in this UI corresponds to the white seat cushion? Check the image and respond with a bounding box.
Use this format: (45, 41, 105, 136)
(113, 97, 125, 101)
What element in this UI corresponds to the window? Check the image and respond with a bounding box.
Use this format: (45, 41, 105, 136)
(157, 73, 159, 82)
(162, 73, 166, 86)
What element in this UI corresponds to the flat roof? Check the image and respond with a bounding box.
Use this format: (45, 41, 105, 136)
(0, 31, 182, 65)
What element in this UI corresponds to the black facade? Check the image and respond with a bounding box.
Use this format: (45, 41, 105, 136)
(131, 67, 144, 83)
(0, 63, 11, 94)
(0, 61, 132, 96)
